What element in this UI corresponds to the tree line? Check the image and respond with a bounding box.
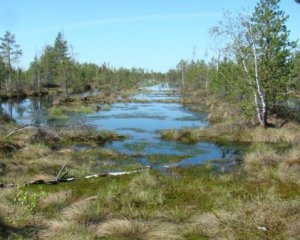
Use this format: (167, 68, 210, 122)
(0, 32, 163, 99)
(168, 0, 299, 127)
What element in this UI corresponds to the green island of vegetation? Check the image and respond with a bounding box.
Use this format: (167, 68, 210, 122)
(0, 0, 300, 239)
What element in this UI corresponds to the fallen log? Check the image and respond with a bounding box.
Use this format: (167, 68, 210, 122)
(0, 167, 151, 188)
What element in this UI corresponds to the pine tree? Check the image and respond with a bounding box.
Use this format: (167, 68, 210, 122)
(32, 55, 41, 89)
(40, 45, 56, 86)
(252, 0, 297, 124)
(53, 32, 71, 96)
(0, 55, 7, 90)
(54, 32, 69, 64)
(290, 51, 300, 92)
(211, 0, 296, 127)
(0, 31, 22, 91)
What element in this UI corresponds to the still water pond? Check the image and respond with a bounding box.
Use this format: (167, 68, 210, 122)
(1, 84, 241, 169)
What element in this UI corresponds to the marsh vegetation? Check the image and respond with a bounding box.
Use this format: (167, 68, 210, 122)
(1, 0, 300, 239)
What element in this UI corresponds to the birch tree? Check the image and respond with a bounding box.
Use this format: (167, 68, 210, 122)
(211, 0, 296, 127)
(211, 12, 266, 125)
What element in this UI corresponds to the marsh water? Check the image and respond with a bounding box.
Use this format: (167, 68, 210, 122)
(1, 83, 241, 169)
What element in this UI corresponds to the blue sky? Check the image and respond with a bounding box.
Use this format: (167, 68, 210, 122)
(0, 0, 299, 72)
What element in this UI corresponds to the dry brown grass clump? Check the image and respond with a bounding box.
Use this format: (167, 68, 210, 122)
(244, 122, 300, 144)
(0, 140, 21, 154)
(243, 144, 300, 184)
(182, 190, 300, 239)
(208, 102, 241, 124)
(96, 219, 182, 240)
(40, 190, 74, 211)
(243, 144, 280, 172)
(42, 196, 100, 239)
(29, 128, 59, 144)
(126, 171, 164, 207)
(277, 145, 300, 184)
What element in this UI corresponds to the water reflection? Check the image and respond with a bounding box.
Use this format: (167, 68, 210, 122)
(1, 96, 54, 126)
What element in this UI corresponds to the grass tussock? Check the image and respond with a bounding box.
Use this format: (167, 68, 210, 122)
(160, 101, 299, 144)
(126, 171, 164, 207)
(278, 146, 300, 184)
(1, 162, 299, 239)
(39, 190, 74, 214)
(60, 129, 128, 146)
(243, 144, 300, 184)
(160, 122, 300, 144)
(96, 219, 181, 240)
(0, 140, 21, 154)
(26, 127, 128, 146)
(183, 190, 300, 239)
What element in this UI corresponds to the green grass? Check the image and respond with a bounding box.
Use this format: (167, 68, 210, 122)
(48, 107, 68, 120)
(147, 154, 191, 165)
(48, 105, 95, 120)
(1, 156, 299, 239)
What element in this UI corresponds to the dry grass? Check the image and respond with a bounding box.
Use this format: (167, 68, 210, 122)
(96, 219, 182, 240)
(161, 122, 300, 144)
(158, 206, 195, 224)
(182, 212, 223, 238)
(277, 145, 300, 184)
(243, 144, 280, 180)
(43, 196, 100, 239)
(243, 123, 300, 144)
(14, 144, 51, 161)
(40, 190, 74, 211)
(182, 190, 300, 239)
(207, 102, 241, 124)
(243, 144, 300, 184)
(125, 171, 164, 207)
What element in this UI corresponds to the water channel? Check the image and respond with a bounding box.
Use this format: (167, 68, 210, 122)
(1, 83, 241, 169)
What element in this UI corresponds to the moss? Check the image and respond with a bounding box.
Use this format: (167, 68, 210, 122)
(185, 234, 208, 240)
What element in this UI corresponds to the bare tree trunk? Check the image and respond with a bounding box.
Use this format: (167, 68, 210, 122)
(5, 68, 11, 92)
(37, 66, 41, 89)
(226, 14, 264, 125)
(248, 22, 268, 127)
(181, 62, 185, 95)
(253, 91, 262, 123)
(239, 48, 263, 124)
(45, 58, 49, 85)
(64, 68, 68, 97)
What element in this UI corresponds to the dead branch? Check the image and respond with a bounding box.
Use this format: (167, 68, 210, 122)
(56, 160, 69, 181)
(4, 125, 34, 139)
